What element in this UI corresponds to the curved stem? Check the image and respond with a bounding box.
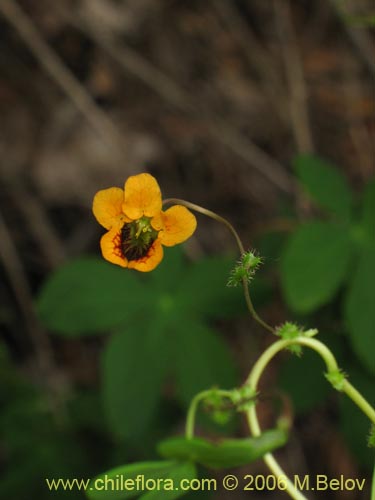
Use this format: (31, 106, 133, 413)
(295, 338, 375, 423)
(246, 405, 308, 500)
(341, 379, 375, 425)
(242, 280, 274, 333)
(186, 390, 212, 439)
(163, 198, 245, 253)
(245, 340, 307, 499)
(163, 198, 274, 333)
(245, 337, 375, 500)
(185, 389, 233, 439)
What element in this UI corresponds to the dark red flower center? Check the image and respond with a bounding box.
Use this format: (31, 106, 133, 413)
(120, 217, 158, 261)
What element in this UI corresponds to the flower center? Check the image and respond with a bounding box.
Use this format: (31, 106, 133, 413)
(120, 217, 158, 261)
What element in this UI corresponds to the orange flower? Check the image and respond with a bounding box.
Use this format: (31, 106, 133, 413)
(92, 173, 197, 271)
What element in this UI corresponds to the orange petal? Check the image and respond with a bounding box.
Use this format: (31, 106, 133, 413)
(127, 240, 164, 272)
(151, 212, 163, 231)
(122, 173, 162, 220)
(159, 205, 197, 247)
(93, 187, 125, 230)
(100, 228, 128, 268)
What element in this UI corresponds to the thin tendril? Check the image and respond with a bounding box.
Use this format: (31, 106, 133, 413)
(163, 198, 275, 334)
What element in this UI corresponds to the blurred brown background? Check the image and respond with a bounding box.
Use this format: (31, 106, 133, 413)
(0, 1, 374, 499)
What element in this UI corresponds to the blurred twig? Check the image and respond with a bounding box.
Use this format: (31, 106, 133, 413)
(330, 0, 375, 77)
(1, 0, 294, 194)
(341, 66, 375, 179)
(0, 210, 68, 422)
(273, 0, 314, 155)
(58, 5, 294, 195)
(0, 0, 125, 156)
(211, 0, 287, 123)
(0, 211, 52, 368)
(8, 181, 66, 268)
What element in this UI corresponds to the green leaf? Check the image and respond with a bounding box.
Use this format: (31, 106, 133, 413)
(177, 256, 245, 318)
(68, 390, 105, 433)
(278, 349, 330, 414)
(157, 429, 287, 469)
(37, 258, 148, 336)
(256, 230, 287, 262)
(140, 461, 196, 500)
(173, 323, 238, 408)
(361, 178, 375, 244)
(281, 222, 352, 313)
(0, 352, 89, 500)
(345, 247, 375, 375)
(87, 461, 186, 500)
(294, 154, 352, 220)
(102, 319, 171, 439)
(149, 247, 186, 292)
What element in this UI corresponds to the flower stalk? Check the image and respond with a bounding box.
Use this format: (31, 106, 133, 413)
(162, 198, 275, 333)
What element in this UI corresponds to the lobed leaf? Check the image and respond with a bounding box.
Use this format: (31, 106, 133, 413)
(281, 222, 352, 313)
(177, 256, 245, 318)
(361, 178, 375, 245)
(294, 155, 352, 220)
(37, 258, 148, 336)
(345, 247, 375, 375)
(172, 322, 238, 408)
(87, 461, 196, 500)
(102, 319, 171, 439)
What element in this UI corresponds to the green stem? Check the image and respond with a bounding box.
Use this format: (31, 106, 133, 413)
(245, 336, 375, 500)
(341, 379, 375, 425)
(298, 338, 375, 423)
(185, 389, 232, 439)
(247, 404, 308, 500)
(245, 340, 307, 499)
(246, 337, 375, 424)
(162, 198, 275, 333)
(371, 459, 375, 500)
(242, 279, 274, 333)
(163, 199, 245, 254)
(185, 390, 211, 440)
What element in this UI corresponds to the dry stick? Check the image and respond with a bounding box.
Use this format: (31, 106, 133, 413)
(208, 117, 295, 194)
(2, 0, 293, 193)
(274, 0, 314, 154)
(211, 0, 287, 123)
(0, 212, 67, 421)
(341, 67, 375, 178)
(60, 8, 294, 195)
(8, 181, 66, 268)
(330, 0, 375, 77)
(0, 212, 51, 367)
(0, 0, 125, 155)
